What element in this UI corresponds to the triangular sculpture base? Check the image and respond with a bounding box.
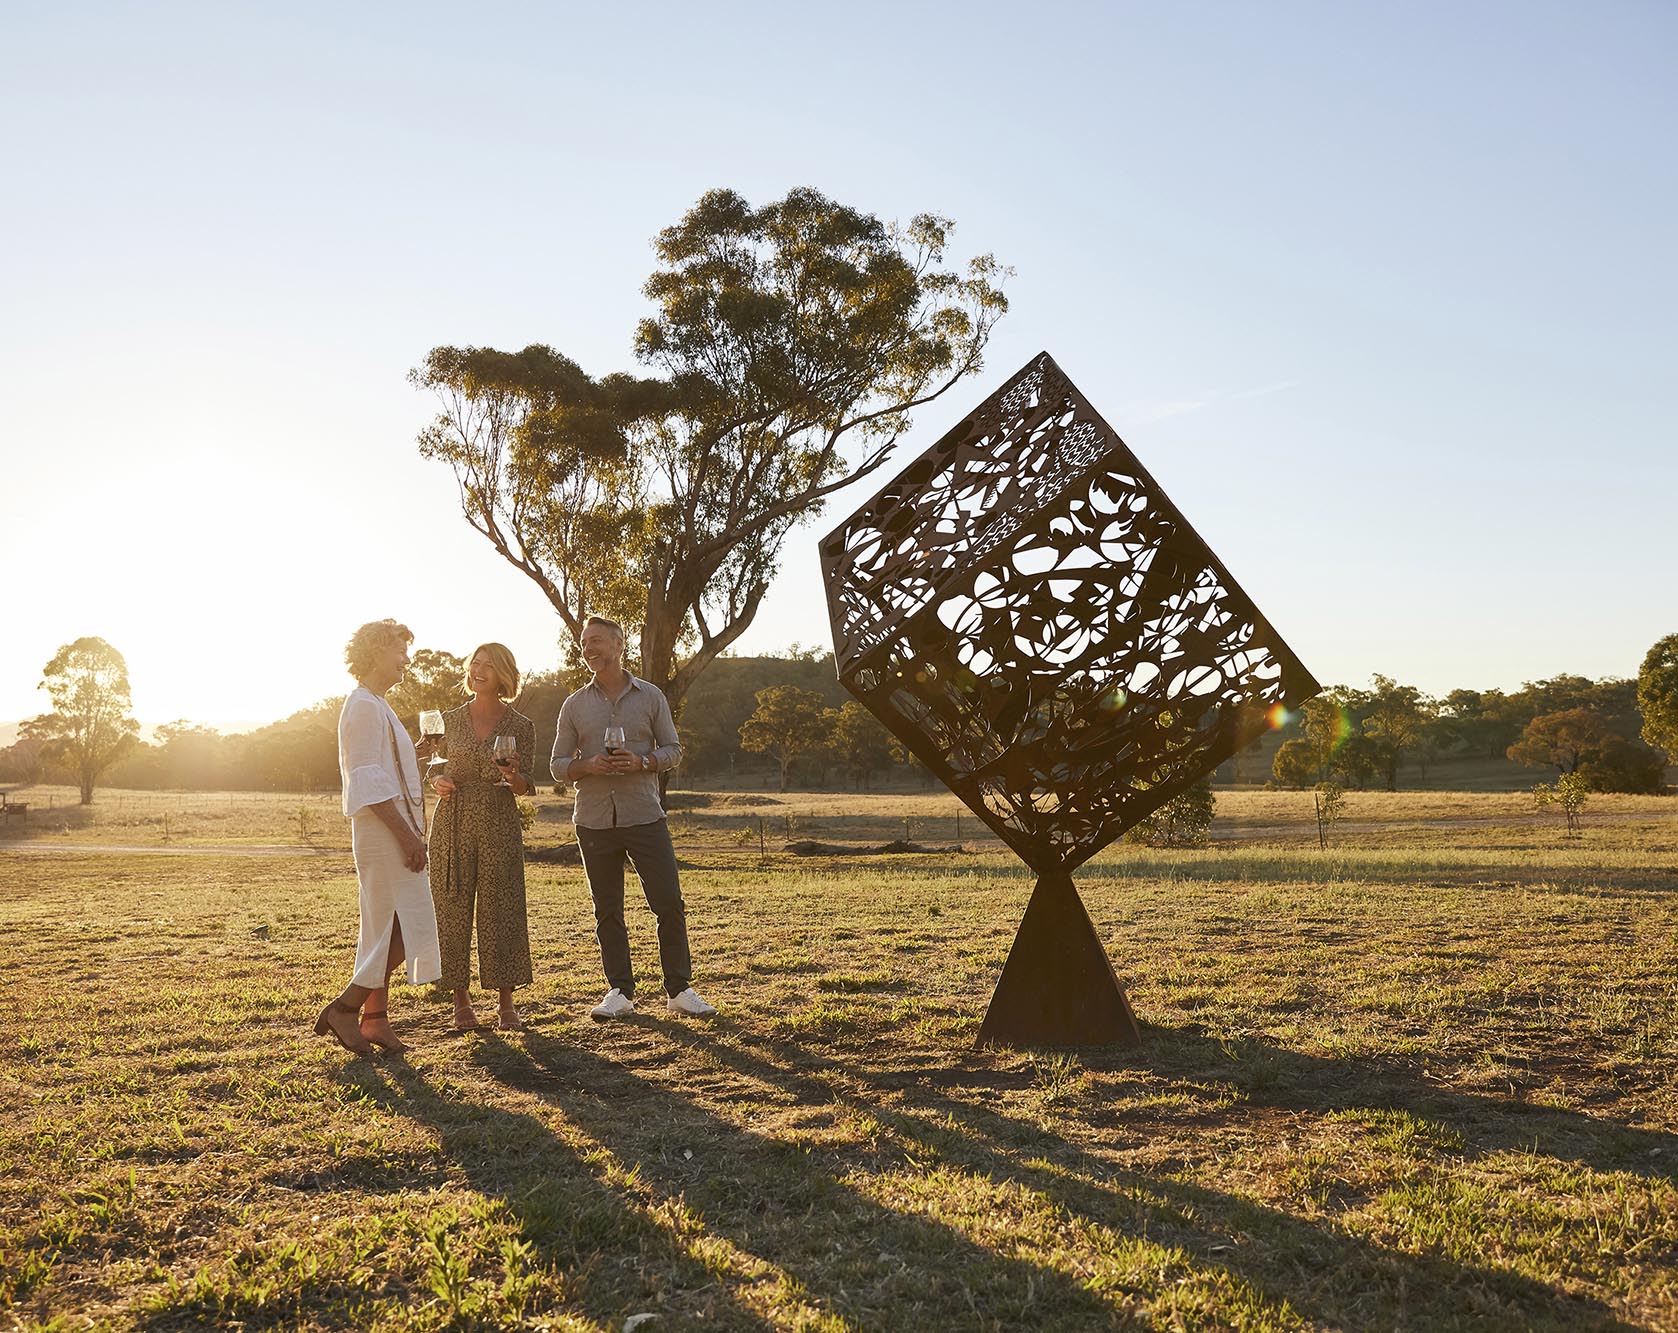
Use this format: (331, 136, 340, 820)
(976, 873, 1141, 1048)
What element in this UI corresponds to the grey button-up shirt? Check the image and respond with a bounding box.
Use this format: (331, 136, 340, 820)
(550, 674, 683, 829)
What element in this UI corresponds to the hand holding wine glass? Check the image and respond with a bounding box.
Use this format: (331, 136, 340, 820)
(419, 710, 446, 770)
(491, 734, 518, 786)
(604, 721, 630, 772)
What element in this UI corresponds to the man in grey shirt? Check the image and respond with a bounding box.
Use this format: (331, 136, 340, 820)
(550, 616, 716, 1019)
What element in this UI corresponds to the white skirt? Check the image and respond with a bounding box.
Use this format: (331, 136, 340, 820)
(350, 812, 443, 987)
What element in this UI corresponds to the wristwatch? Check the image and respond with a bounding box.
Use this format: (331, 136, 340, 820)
(640, 754, 652, 773)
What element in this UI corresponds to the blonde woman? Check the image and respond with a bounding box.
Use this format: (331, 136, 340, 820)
(429, 642, 535, 1031)
(314, 619, 442, 1055)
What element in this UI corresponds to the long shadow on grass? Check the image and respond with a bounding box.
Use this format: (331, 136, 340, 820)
(456, 1031, 1134, 1329)
(1144, 1026, 1678, 1182)
(127, 1054, 761, 1331)
(632, 1022, 1643, 1332)
(351, 1054, 775, 1330)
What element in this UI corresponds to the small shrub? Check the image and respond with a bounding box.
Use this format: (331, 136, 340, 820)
(1313, 781, 1346, 848)
(1533, 772, 1588, 835)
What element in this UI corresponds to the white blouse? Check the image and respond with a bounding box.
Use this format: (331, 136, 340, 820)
(338, 686, 424, 832)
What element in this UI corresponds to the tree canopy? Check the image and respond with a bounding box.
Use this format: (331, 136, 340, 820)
(739, 684, 833, 792)
(22, 637, 140, 804)
(1506, 707, 1614, 774)
(829, 701, 897, 792)
(1638, 633, 1678, 762)
(1270, 737, 1318, 789)
(387, 649, 467, 724)
(1497, 706, 1665, 794)
(1360, 674, 1431, 790)
(413, 186, 1008, 715)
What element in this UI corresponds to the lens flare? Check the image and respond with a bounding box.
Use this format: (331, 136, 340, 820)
(1331, 705, 1356, 751)
(1266, 703, 1291, 729)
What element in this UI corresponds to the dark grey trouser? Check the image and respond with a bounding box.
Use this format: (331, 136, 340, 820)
(576, 819, 692, 999)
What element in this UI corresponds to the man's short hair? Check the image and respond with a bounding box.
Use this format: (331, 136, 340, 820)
(583, 616, 624, 640)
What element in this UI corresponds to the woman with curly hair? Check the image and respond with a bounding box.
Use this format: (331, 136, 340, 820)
(313, 619, 442, 1055)
(428, 642, 535, 1031)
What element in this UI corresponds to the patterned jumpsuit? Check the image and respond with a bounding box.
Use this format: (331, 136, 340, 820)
(428, 703, 534, 991)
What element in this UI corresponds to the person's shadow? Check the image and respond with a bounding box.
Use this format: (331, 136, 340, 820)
(435, 1019, 1641, 1330)
(290, 1035, 1125, 1329)
(201, 1011, 1655, 1330)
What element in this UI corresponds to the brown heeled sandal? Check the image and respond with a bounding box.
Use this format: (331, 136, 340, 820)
(359, 1009, 408, 1052)
(314, 1000, 373, 1054)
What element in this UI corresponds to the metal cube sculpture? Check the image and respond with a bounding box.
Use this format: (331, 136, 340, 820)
(820, 351, 1320, 1046)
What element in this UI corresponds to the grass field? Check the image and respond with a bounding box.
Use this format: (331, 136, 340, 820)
(2, 787, 1676, 1329)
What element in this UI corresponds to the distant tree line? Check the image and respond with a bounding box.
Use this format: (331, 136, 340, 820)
(1269, 661, 1675, 795)
(0, 644, 920, 796)
(6, 633, 1676, 799)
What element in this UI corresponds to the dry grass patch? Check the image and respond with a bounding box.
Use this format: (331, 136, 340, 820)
(2, 791, 1676, 1328)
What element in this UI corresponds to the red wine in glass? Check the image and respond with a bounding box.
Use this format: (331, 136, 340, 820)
(491, 734, 517, 783)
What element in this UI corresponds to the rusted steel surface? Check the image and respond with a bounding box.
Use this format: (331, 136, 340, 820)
(821, 351, 1320, 1047)
(975, 872, 1141, 1048)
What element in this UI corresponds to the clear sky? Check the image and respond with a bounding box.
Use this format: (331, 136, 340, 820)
(3, 2, 1673, 731)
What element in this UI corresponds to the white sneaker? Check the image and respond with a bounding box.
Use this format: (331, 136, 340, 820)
(590, 988, 635, 1020)
(666, 987, 717, 1018)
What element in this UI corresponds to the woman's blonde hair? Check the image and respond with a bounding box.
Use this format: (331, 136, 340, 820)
(344, 619, 413, 681)
(464, 642, 520, 700)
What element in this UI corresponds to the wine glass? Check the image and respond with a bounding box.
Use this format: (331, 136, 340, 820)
(603, 725, 626, 763)
(489, 728, 516, 778)
(419, 710, 446, 772)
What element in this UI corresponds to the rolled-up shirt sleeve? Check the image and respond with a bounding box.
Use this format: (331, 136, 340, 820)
(340, 694, 400, 817)
(651, 689, 682, 773)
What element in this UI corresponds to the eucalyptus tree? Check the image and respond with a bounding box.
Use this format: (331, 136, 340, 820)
(23, 636, 140, 804)
(1360, 674, 1433, 790)
(413, 186, 1008, 715)
(739, 684, 833, 792)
